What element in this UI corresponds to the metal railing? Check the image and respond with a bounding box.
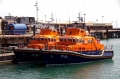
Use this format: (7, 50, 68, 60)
(104, 44, 113, 50)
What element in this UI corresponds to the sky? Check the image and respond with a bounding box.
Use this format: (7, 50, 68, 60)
(0, 0, 120, 28)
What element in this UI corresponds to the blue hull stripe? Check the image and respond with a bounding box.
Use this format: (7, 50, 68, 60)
(13, 49, 113, 64)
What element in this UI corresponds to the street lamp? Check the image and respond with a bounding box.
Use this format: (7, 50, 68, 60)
(83, 13, 86, 30)
(34, 1, 39, 23)
(33, 1, 39, 35)
(45, 15, 46, 22)
(84, 13, 86, 23)
(102, 16, 104, 23)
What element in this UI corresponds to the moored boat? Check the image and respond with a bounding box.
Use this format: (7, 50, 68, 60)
(13, 23, 114, 65)
(12, 24, 59, 63)
(39, 23, 114, 65)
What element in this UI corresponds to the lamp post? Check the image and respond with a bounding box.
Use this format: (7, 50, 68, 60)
(34, 1, 39, 35)
(84, 13, 86, 23)
(34, 1, 39, 23)
(102, 16, 104, 23)
(45, 15, 46, 22)
(83, 13, 86, 30)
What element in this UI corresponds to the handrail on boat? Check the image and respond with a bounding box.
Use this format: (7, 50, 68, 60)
(105, 44, 113, 50)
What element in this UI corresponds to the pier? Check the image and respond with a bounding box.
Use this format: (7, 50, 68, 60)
(0, 34, 33, 47)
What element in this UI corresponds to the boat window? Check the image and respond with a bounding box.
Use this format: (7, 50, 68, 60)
(88, 39, 92, 43)
(51, 38, 53, 42)
(67, 38, 71, 42)
(48, 38, 51, 41)
(45, 38, 47, 41)
(41, 37, 44, 41)
(59, 38, 63, 42)
(79, 39, 81, 43)
(82, 47, 85, 50)
(55, 38, 56, 41)
(76, 39, 79, 42)
(64, 38, 67, 42)
(73, 38, 76, 42)
(53, 38, 56, 42)
(81, 39, 84, 43)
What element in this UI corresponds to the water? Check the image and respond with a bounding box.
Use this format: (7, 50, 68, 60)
(0, 38, 120, 79)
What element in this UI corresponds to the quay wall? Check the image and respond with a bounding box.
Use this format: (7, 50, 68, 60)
(90, 30, 120, 39)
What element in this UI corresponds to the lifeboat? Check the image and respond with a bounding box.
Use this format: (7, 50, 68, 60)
(39, 23, 114, 66)
(12, 24, 59, 63)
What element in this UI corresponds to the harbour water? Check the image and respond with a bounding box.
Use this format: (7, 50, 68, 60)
(0, 38, 120, 79)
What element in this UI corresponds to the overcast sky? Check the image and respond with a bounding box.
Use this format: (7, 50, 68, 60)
(0, 0, 120, 28)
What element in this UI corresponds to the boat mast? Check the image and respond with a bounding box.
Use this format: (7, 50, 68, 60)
(34, 1, 39, 23)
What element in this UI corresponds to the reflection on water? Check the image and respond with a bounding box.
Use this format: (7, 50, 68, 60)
(0, 38, 120, 79)
(0, 59, 114, 79)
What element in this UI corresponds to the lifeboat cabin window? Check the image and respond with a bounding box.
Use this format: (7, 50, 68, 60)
(88, 39, 92, 43)
(79, 39, 82, 43)
(41, 37, 44, 41)
(48, 38, 51, 41)
(51, 38, 53, 42)
(68, 38, 72, 42)
(45, 38, 47, 41)
(60, 38, 63, 42)
(81, 39, 84, 43)
(76, 39, 79, 42)
(64, 38, 67, 42)
(53, 38, 56, 42)
(73, 38, 76, 42)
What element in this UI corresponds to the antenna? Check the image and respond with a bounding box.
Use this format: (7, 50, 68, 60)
(34, 1, 39, 23)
